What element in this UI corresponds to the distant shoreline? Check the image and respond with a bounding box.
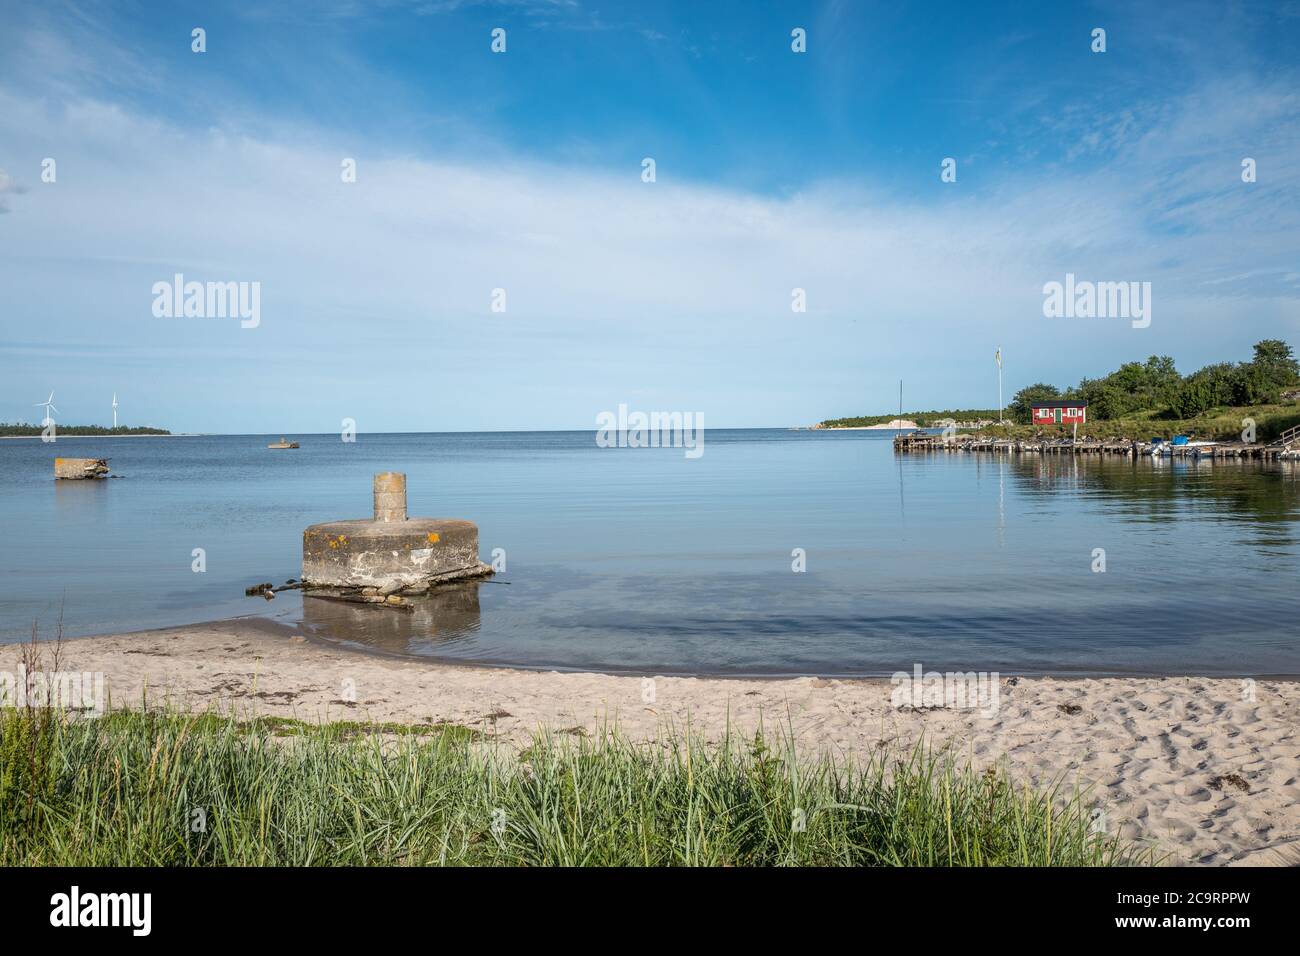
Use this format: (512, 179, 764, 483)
(814, 420, 921, 431)
(0, 433, 189, 440)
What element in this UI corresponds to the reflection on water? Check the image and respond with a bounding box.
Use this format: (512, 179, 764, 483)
(1006, 454, 1300, 548)
(52, 476, 112, 518)
(301, 581, 483, 656)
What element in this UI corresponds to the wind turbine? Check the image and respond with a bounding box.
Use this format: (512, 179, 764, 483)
(34, 391, 58, 427)
(112, 392, 118, 429)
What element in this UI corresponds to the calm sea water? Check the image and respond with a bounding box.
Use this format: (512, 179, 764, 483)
(2, 430, 1298, 676)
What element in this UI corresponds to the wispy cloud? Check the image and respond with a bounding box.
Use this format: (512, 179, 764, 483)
(0, 3, 1297, 430)
(3, 66, 1297, 430)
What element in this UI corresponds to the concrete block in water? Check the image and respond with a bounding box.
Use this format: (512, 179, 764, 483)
(302, 473, 492, 591)
(54, 458, 110, 480)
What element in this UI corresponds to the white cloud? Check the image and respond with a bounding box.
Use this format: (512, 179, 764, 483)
(0, 66, 1297, 429)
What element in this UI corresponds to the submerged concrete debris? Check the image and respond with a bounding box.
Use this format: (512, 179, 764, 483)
(300, 472, 492, 604)
(54, 458, 110, 480)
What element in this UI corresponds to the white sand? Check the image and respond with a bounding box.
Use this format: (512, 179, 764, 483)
(9, 619, 1298, 867)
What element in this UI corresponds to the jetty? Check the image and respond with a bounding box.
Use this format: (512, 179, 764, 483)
(895, 423, 1300, 461)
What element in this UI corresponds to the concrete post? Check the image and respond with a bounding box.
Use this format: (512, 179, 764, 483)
(373, 472, 407, 522)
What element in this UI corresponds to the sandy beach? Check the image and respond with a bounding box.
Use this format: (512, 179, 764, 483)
(10, 619, 1298, 867)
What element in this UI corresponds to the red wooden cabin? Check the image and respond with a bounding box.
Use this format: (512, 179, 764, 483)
(1031, 400, 1087, 426)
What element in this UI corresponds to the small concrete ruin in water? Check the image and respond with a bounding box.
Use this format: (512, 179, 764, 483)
(54, 458, 111, 480)
(300, 472, 492, 607)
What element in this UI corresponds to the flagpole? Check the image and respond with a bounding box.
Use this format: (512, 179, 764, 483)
(996, 347, 1003, 424)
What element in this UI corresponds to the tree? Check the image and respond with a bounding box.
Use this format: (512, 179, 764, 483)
(1232, 362, 1278, 405)
(1009, 383, 1060, 424)
(1075, 355, 1182, 419)
(1172, 363, 1238, 418)
(1250, 340, 1299, 388)
(1171, 377, 1211, 419)
(1087, 383, 1133, 420)
(1142, 355, 1182, 403)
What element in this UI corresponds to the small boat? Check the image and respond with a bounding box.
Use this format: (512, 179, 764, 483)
(267, 437, 299, 449)
(1150, 437, 1215, 456)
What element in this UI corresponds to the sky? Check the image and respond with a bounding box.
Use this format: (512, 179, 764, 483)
(1, 0, 1299, 432)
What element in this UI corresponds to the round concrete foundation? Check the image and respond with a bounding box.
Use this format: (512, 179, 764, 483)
(302, 473, 492, 592)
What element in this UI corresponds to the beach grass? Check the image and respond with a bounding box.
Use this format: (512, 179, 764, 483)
(0, 706, 1145, 867)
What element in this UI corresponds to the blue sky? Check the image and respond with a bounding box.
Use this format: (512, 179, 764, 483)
(1, 0, 1298, 431)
